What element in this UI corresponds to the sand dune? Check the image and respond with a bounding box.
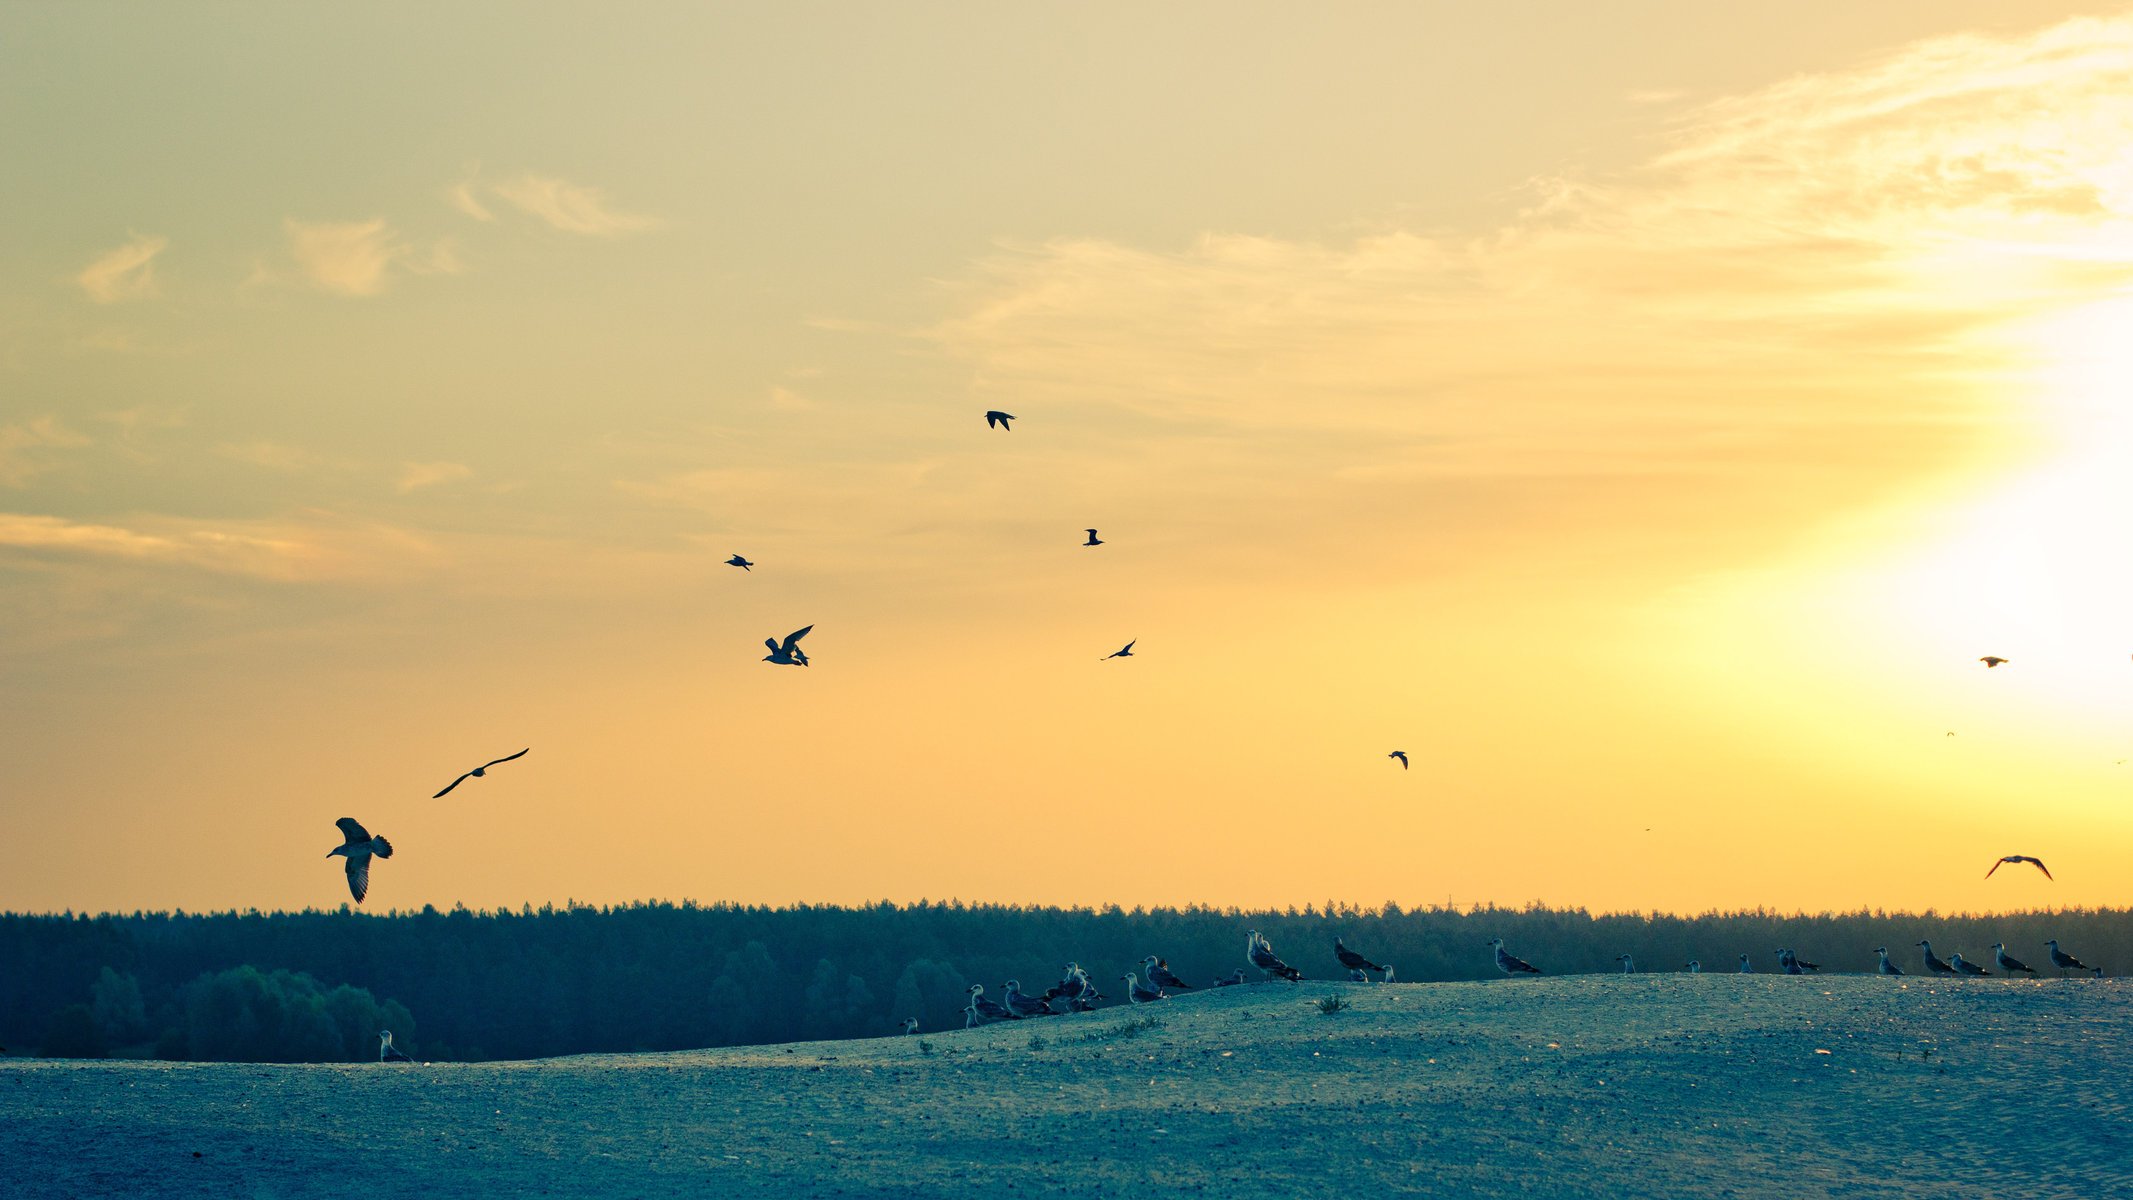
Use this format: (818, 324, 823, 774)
(9, 975, 2128, 1198)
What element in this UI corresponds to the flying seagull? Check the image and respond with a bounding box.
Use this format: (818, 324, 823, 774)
(1992, 944, 2036, 975)
(1979, 656, 2008, 668)
(984, 410, 1015, 430)
(1144, 957, 1194, 991)
(328, 817, 393, 904)
(2046, 940, 2093, 976)
(1389, 751, 1408, 770)
(1489, 938, 1541, 976)
(1102, 639, 1136, 661)
(432, 748, 531, 798)
(378, 1030, 413, 1063)
(1950, 952, 1991, 977)
(725, 554, 754, 571)
(763, 624, 813, 666)
(1874, 947, 1905, 976)
(1247, 930, 1303, 982)
(1985, 854, 2052, 880)
(1916, 940, 1956, 976)
(1083, 529, 1103, 547)
(1334, 937, 1387, 978)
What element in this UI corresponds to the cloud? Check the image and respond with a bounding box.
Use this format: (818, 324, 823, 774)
(0, 418, 89, 487)
(278, 220, 464, 297)
(219, 441, 327, 472)
(75, 234, 167, 303)
(0, 511, 439, 582)
(448, 177, 495, 222)
(490, 174, 661, 236)
(395, 461, 472, 493)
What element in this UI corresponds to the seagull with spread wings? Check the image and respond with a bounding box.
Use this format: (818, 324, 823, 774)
(328, 818, 393, 904)
(763, 625, 813, 666)
(984, 410, 1015, 430)
(433, 748, 530, 798)
(1102, 639, 1136, 661)
(1083, 529, 1102, 546)
(1388, 751, 1408, 770)
(1979, 656, 2008, 668)
(1985, 854, 2051, 880)
(725, 554, 754, 571)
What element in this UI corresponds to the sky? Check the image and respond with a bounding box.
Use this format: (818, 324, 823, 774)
(7, 2, 2133, 916)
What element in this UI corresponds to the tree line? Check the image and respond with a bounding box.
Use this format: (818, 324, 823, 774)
(3, 900, 2122, 1061)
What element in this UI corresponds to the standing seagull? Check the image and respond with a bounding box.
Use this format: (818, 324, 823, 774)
(1143, 957, 1194, 991)
(1874, 947, 1905, 976)
(1738, 954, 1754, 974)
(1985, 855, 2052, 881)
(964, 984, 1017, 1025)
(1616, 954, 1636, 974)
(1101, 639, 1136, 661)
(1685, 960, 1702, 973)
(1388, 751, 1408, 770)
(1950, 952, 1992, 977)
(1002, 980, 1056, 1018)
(1992, 944, 2036, 975)
(1489, 938, 1542, 976)
(1212, 968, 1248, 988)
(327, 818, 393, 904)
(1979, 656, 2008, 668)
(1083, 529, 1103, 547)
(984, 410, 1015, 430)
(1334, 938, 1388, 979)
(2046, 940, 2094, 976)
(377, 1031, 412, 1063)
(762, 624, 813, 666)
(725, 554, 754, 571)
(432, 748, 530, 798)
(900, 1018, 920, 1036)
(1121, 972, 1166, 1005)
(1247, 931, 1304, 982)
(1917, 940, 1956, 976)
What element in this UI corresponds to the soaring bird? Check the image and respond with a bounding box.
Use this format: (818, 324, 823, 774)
(1985, 854, 2052, 881)
(1874, 947, 1905, 976)
(1916, 940, 1956, 975)
(984, 410, 1015, 430)
(1979, 656, 2008, 668)
(328, 818, 393, 904)
(432, 748, 530, 798)
(377, 1030, 413, 1063)
(900, 1017, 920, 1035)
(1334, 937, 1387, 978)
(725, 554, 754, 571)
(1247, 931, 1303, 982)
(1083, 529, 1103, 547)
(1950, 952, 1991, 977)
(763, 624, 813, 666)
(2046, 940, 2094, 976)
(1388, 751, 1408, 770)
(1144, 957, 1193, 991)
(1489, 938, 1541, 976)
(1121, 972, 1166, 1005)
(1102, 639, 1136, 661)
(1212, 968, 1248, 988)
(1992, 944, 2036, 975)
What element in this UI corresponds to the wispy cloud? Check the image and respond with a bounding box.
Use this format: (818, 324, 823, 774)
(280, 219, 464, 296)
(219, 441, 328, 472)
(0, 418, 89, 487)
(394, 461, 472, 493)
(0, 511, 439, 582)
(490, 174, 661, 236)
(447, 167, 495, 222)
(76, 234, 167, 303)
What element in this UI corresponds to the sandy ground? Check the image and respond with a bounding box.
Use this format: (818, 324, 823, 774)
(7, 975, 2127, 1199)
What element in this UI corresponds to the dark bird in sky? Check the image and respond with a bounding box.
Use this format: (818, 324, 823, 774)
(1102, 639, 1136, 661)
(1490, 938, 1542, 976)
(1389, 751, 1408, 770)
(1979, 656, 2008, 668)
(378, 1030, 413, 1063)
(1335, 937, 1387, 977)
(328, 817, 393, 904)
(2046, 939, 2093, 975)
(1985, 854, 2052, 880)
(1992, 944, 2036, 975)
(1083, 529, 1102, 546)
(432, 748, 531, 798)
(984, 410, 1015, 430)
(725, 554, 754, 571)
(763, 625, 813, 666)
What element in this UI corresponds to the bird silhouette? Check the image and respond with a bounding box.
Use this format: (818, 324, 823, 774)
(984, 410, 1015, 430)
(763, 625, 813, 666)
(725, 554, 754, 571)
(1083, 529, 1102, 547)
(1979, 656, 2008, 668)
(1335, 937, 1387, 976)
(432, 748, 530, 798)
(1389, 751, 1408, 770)
(1102, 639, 1136, 661)
(1985, 854, 2052, 881)
(328, 817, 393, 904)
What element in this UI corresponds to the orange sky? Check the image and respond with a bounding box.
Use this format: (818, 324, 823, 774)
(6, 3, 2133, 915)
